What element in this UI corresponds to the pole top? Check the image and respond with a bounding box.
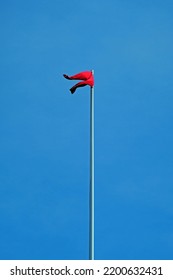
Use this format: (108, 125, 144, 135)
(91, 70, 94, 74)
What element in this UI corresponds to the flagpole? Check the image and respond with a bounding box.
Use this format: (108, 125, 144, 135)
(89, 70, 94, 260)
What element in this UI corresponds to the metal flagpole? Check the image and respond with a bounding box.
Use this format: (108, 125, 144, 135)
(89, 70, 94, 260)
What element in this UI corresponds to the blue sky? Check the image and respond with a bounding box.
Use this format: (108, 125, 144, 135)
(0, 0, 173, 260)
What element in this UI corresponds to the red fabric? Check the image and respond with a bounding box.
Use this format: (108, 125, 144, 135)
(63, 71, 94, 94)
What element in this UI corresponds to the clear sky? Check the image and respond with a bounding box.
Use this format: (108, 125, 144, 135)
(0, 0, 173, 260)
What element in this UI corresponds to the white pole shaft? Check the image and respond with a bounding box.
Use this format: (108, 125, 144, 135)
(89, 70, 94, 260)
